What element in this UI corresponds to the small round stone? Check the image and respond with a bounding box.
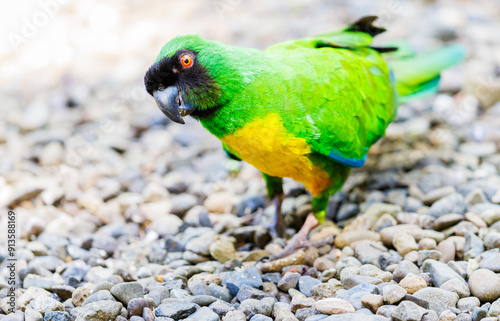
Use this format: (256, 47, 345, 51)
(361, 293, 384, 313)
(457, 297, 480, 312)
(438, 310, 457, 321)
(468, 269, 500, 302)
(393, 232, 418, 256)
(399, 272, 428, 294)
(383, 284, 407, 305)
(315, 298, 355, 314)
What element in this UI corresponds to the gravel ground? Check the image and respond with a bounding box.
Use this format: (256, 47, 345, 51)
(1, 0, 500, 320)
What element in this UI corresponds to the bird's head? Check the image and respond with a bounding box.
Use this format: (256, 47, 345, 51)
(144, 34, 260, 124)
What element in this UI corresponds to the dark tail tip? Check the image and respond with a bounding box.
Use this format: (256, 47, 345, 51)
(346, 16, 386, 37)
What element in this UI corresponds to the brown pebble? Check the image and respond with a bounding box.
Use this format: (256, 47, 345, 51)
(260, 250, 305, 273)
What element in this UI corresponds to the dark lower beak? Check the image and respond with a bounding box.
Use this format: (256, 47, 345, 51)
(153, 86, 197, 125)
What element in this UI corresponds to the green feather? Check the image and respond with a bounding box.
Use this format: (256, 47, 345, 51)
(390, 44, 466, 101)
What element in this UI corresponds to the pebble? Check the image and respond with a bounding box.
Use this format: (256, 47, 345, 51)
(422, 259, 464, 287)
(417, 250, 444, 265)
(488, 298, 500, 317)
(290, 294, 315, 312)
(334, 230, 381, 248)
(209, 238, 238, 263)
(440, 278, 470, 298)
(313, 257, 335, 272)
(393, 260, 419, 282)
(315, 298, 355, 314)
(478, 251, 500, 272)
(464, 232, 485, 260)
(393, 233, 418, 256)
(361, 293, 384, 313)
(399, 273, 428, 294)
(146, 286, 170, 306)
(457, 297, 480, 312)
(391, 301, 428, 321)
(2, 311, 26, 321)
(155, 299, 197, 319)
(259, 251, 304, 274)
(353, 241, 387, 268)
(82, 290, 116, 306)
(278, 273, 301, 292)
(238, 297, 274, 319)
(468, 269, 500, 302)
(110, 282, 144, 306)
(221, 267, 263, 296)
(423, 186, 456, 205)
(221, 310, 246, 320)
(439, 310, 457, 321)
(412, 288, 459, 313)
(428, 193, 467, 218)
(236, 285, 274, 302)
(433, 214, 464, 231)
(43, 311, 73, 321)
(189, 306, 220, 321)
(383, 285, 407, 305)
(76, 300, 123, 321)
(127, 298, 150, 317)
(481, 209, 500, 226)
(310, 282, 340, 300)
(484, 231, 500, 249)
(419, 238, 437, 250)
(25, 309, 43, 321)
(298, 276, 321, 297)
(28, 295, 64, 314)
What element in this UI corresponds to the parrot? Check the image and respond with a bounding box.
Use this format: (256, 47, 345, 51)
(144, 16, 465, 258)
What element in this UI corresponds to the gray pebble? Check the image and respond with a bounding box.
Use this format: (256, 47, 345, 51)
(428, 193, 467, 218)
(422, 259, 464, 287)
(187, 306, 219, 321)
(82, 290, 115, 306)
(277, 272, 301, 292)
(298, 276, 321, 297)
(249, 314, 273, 321)
(208, 283, 232, 302)
(77, 300, 123, 321)
(43, 311, 72, 321)
(236, 285, 275, 302)
(145, 286, 170, 306)
(127, 298, 149, 317)
(155, 299, 197, 319)
(110, 282, 144, 306)
(188, 295, 217, 306)
(457, 297, 480, 312)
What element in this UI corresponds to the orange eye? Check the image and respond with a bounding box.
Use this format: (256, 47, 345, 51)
(180, 54, 193, 68)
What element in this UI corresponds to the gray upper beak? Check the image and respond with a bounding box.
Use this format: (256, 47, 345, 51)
(153, 86, 197, 125)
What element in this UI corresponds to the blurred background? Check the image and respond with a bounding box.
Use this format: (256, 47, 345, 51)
(1, 0, 500, 246)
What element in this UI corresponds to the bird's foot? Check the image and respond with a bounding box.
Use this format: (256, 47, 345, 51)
(239, 208, 261, 225)
(268, 213, 319, 260)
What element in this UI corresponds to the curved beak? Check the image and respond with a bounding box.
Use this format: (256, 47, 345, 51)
(153, 86, 197, 125)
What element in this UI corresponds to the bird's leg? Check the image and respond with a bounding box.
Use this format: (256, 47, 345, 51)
(269, 213, 319, 260)
(271, 193, 285, 238)
(262, 173, 285, 238)
(268, 194, 329, 260)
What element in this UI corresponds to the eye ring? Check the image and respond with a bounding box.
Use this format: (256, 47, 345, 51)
(158, 84, 165, 91)
(180, 54, 193, 68)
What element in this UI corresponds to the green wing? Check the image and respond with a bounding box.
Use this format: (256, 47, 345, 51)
(265, 16, 397, 167)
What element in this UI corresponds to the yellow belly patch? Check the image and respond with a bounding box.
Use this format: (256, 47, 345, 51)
(221, 113, 331, 195)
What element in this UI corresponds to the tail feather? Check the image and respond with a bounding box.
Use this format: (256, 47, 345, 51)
(390, 44, 466, 102)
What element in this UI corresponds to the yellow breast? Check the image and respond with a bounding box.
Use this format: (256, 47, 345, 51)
(221, 113, 330, 195)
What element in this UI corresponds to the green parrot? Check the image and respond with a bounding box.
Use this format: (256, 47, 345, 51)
(144, 16, 465, 256)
